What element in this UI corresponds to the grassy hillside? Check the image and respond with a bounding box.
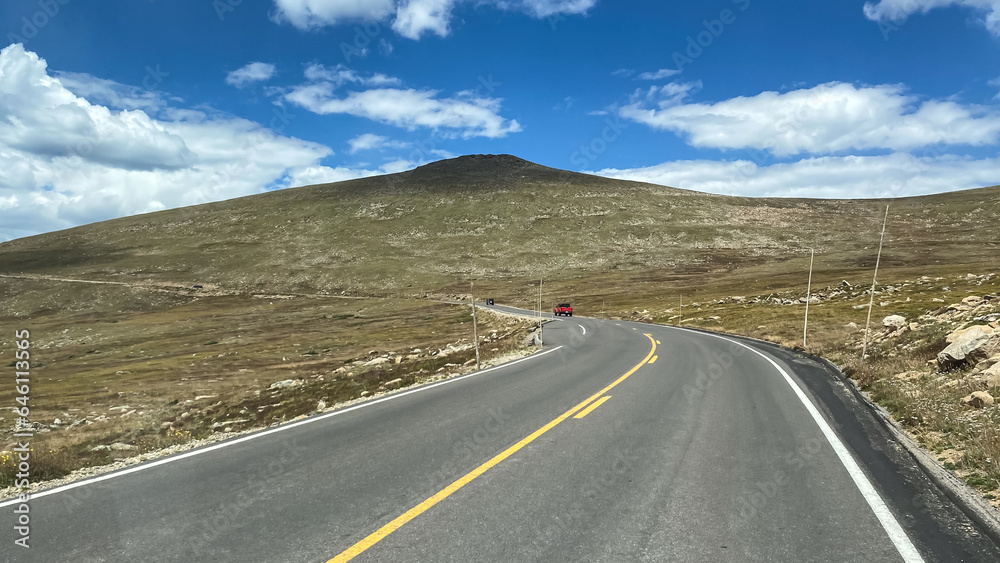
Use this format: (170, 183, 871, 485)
(2, 154, 997, 305)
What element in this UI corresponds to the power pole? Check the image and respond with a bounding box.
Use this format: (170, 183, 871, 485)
(804, 248, 814, 349)
(861, 205, 890, 361)
(471, 282, 481, 370)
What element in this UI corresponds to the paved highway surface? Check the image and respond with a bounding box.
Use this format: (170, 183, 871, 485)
(5, 306, 1000, 562)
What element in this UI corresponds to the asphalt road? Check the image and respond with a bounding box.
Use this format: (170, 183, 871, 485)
(5, 307, 1000, 562)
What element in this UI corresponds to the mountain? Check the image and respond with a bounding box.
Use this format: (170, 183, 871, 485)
(1, 154, 998, 302)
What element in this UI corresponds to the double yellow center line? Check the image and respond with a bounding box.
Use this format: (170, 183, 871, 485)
(328, 333, 658, 562)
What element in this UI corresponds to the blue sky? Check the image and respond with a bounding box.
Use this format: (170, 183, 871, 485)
(1, 0, 999, 240)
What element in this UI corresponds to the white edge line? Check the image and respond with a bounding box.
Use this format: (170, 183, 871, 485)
(669, 326, 925, 563)
(0, 345, 564, 508)
(579, 324, 586, 335)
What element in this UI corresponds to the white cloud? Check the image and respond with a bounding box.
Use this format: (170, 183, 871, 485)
(303, 63, 401, 87)
(53, 71, 168, 112)
(272, 0, 596, 36)
(271, 0, 395, 30)
(517, 0, 597, 18)
(0, 44, 333, 241)
(636, 68, 681, 80)
(592, 152, 1000, 199)
(0, 44, 194, 171)
(863, 0, 1000, 36)
(285, 75, 521, 138)
(226, 62, 277, 88)
(348, 133, 410, 152)
(393, 0, 456, 39)
(279, 158, 419, 187)
(619, 81, 1000, 156)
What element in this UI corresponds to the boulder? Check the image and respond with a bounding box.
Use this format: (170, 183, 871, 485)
(109, 442, 138, 451)
(882, 315, 906, 328)
(268, 379, 302, 390)
(937, 326, 997, 369)
(946, 325, 994, 344)
(962, 391, 995, 409)
(364, 357, 391, 367)
(983, 362, 1000, 388)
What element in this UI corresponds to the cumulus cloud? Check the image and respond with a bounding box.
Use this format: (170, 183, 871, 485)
(863, 0, 1000, 36)
(619, 81, 1000, 156)
(226, 62, 277, 88)
(592, 153, 1000, 199)
(271, 0, 395, 29)
(0, 44, 333, 241)
(393, 0, 456, 39)
(286, 68, 521, 138)
(272, 0, 596, 36)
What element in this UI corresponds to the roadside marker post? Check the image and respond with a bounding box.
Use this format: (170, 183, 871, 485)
(804, 248, 814, 349)
(861, 205, 890, 361)
(471, 282, 481, 371)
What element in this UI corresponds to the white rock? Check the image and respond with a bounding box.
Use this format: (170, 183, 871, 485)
(882, 315, 906, 328)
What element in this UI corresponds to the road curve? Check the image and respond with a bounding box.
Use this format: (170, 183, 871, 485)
(5, 307, 1000, 562)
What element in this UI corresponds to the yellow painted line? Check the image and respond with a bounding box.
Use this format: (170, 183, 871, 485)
(328, 333, 657, 563)
(648, 355, 658, 364)
(573, 395, 612, 419)
(656, 340, 661, 344)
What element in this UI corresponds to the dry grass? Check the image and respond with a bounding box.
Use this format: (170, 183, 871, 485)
(0, 277, 535, 487)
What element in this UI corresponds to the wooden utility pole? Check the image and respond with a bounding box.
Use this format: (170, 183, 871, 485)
(804, 248, 814, 349)
(471, 282, 481, 370)
(861, 205, 890, 361)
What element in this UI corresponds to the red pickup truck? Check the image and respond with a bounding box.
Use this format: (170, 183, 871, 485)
(553, 303, 573, 317)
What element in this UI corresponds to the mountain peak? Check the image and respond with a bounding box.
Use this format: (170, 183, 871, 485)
(407, 154, 546, 179)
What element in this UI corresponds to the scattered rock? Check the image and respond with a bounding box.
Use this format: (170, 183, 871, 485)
(845, 322, 858, 330)
(90, 445, 111, 452)
(109, 442, 138, 451)
(937, 326, 998, 369)
(382, 378, 404, 389)
(983, 362, 1000, 388)
(882, 315, 907, 328)
(962, 391, 995, 409)
(360, 390, 371, 397)
(364, 357, 391, 367)
(268, 379, 302, 390)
